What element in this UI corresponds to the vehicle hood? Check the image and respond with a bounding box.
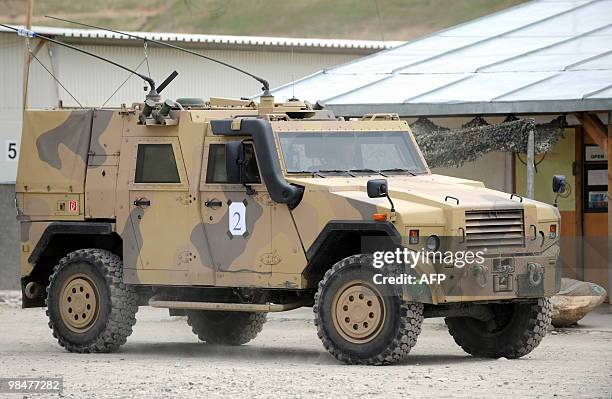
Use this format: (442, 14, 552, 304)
(287, 173, 560, 226)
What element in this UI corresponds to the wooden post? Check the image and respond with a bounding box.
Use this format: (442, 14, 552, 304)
(526, 128, 535, 199)
(578, 112, 610, 304)
(21, 0, 34, 109)
(607, 112, 611, 309)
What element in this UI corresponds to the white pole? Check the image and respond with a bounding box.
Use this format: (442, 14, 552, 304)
(22, 0, 34, 109)
(526, 129, 535, 199)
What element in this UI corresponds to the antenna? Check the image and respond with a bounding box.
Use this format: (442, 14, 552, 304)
(46, 16, 271, 93)
(0, 23, 159, 100)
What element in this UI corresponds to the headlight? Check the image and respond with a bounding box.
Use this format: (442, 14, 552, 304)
(426, 235, 440, 251)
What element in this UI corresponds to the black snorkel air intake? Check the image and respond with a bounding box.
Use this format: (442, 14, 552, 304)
(210, 118, 303, 208)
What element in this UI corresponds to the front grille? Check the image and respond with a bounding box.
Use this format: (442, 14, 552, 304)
(464, 209, 525, 249)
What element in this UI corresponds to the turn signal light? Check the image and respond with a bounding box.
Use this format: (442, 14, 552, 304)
(549, 224, 557, 239)
(372, 213, 387, 221)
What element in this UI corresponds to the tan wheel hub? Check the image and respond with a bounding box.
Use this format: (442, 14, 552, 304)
(332, 281, 385, 344)
(59, 274, 99, 333)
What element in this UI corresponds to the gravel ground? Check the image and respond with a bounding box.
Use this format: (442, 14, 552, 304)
(0, 291, 610, 399)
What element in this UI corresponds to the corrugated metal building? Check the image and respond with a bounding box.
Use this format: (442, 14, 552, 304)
(267, 0, 612, 297)
(0, 26, 398, 288)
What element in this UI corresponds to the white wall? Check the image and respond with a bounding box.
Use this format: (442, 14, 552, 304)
(431, 152, 511, 192)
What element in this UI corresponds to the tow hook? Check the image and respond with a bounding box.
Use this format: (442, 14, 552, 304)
(527, 262, 544, 286)
(470, 264, 488, 288)
(24, 281, 41, 299)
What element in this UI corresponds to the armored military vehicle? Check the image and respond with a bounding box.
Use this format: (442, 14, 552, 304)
(12, 23, 562, 365)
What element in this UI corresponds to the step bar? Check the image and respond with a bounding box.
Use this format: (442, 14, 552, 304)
(148, 297, 306, 312)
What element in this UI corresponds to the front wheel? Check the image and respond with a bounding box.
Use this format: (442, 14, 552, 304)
(314, 254, 423, 365)
(46, 249, 138, 353)
(445, 298, 552, 359)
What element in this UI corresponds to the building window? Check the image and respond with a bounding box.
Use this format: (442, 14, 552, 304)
(206, 143, 261, 184)
(134, 144, 181, 183)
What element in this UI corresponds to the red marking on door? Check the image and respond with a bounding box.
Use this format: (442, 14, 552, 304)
(69, 200, 78, 212)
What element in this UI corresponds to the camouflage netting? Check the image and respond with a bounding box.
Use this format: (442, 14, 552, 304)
(409, 116, 567, 168)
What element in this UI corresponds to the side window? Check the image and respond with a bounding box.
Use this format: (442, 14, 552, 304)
(134, 144, 181, 183)
(206, 143, 261, 184)
(206, 144, 228, 183)
(243, 144, 261, 183)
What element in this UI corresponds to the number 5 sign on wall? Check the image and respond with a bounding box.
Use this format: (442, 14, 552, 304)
(227, 200, 248, 238)
(5, 140, 18, 162)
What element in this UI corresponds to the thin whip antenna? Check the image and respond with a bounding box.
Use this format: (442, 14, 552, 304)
(28, 44, 83, 108)
(102, 57, 148, 107)
(291, 45, 295, 100)
(0, 23, 158, 97)
(46, 15, 271, 93)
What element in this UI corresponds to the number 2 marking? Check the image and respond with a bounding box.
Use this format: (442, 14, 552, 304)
(228, 202, 247, 236)
(232, 211, 241, 230)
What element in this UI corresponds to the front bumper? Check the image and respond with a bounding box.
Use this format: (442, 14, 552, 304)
(403, 243, 561, 304)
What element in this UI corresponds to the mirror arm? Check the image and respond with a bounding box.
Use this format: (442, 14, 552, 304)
(386, 194, 395, 213)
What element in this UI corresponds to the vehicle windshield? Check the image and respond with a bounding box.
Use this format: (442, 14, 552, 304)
(278, 131, 427, 174)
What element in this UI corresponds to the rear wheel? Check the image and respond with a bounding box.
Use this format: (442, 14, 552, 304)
(445, 298, 552, 359)
(186, 311, 267, 345)
(46, 249, 138, 353)
(314, 254, 423, 365)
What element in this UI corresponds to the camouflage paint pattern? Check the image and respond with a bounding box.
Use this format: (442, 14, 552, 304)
(17, 99, 562, 304)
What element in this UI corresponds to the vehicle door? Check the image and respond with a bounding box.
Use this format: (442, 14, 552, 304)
(199, 138, 273, 287)
(123, 136, 214, 285)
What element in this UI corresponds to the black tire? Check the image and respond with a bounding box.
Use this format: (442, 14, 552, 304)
(314, 254, 423, 365)
(186, 311, 267, 345)
(445, 298, 552, 359)
(46, 249, 138, 353)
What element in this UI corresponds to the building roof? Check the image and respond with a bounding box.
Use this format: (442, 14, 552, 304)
(0, 25, 401, 53)
(268, 0, 612, 116)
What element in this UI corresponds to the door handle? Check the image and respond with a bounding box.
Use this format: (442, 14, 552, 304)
(205, 199, 222, 208)
(133, 198, 151, 207)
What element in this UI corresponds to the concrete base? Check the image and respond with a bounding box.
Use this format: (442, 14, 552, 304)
(0, 184, 19, 289)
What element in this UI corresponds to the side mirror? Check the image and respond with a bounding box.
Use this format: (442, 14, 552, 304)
(367, 179, 388, 198)
(225, 141, 245, 184)
(552, 175, 567, 194)
(367, 179, 395, 213)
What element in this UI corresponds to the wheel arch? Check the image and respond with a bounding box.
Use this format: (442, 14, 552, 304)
(23, 222, 122, 308)
(302, 221, 400, 288)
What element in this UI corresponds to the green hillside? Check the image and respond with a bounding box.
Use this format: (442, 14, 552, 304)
(2, 0, 525, 40)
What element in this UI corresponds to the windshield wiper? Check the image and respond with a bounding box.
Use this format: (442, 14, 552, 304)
(288, 170, 326, 178)
(317, 169, 355, 177)
(380, 168, 416, 176)
(348, 169, 388, 177)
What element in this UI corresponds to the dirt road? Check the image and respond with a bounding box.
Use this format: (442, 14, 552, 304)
(0, 292, 610, 399)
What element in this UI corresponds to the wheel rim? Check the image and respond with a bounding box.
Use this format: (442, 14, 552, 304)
(332, 280, 385, 344)
(59, 273, 99, 333)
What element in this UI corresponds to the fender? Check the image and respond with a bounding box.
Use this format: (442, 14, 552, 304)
(306, 220, 401, 261)
(28, 221, 113, 265)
